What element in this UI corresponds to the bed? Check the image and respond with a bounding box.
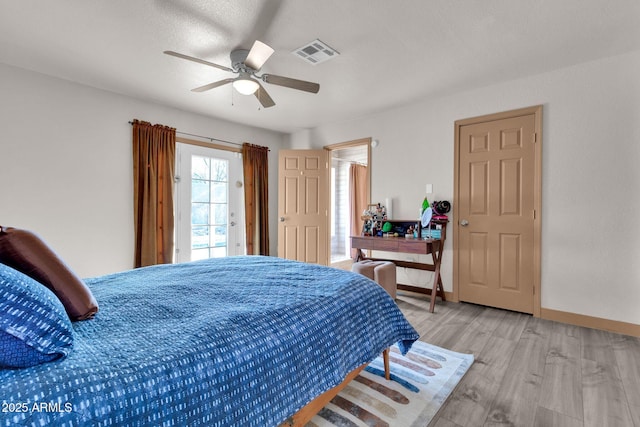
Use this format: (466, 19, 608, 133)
(1, 254, 419, 427)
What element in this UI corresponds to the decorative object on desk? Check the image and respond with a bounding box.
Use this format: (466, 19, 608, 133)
(361, 209, 373, 236)
(416, 196, 432, 237)
(421, 227, 441, 239)
(382, 222, 393, 233)
(385, 197, 393, 219)
(432, 200, 451, 220)
(421, 208, 433, 239)
(421, 207, 433, 227)
(421, 196, 430, 215)
(311, 340, 474, 427)
(380, 224, 407, 237)
(368, 203, 387, 236)
(406, 225, 415, 238)
(421, 197, 433, 232)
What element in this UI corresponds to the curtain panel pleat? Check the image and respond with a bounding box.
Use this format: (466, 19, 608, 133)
(349, 164, 368, 258)
(132, 119, 176, 267)
(242, 143, 270, 255)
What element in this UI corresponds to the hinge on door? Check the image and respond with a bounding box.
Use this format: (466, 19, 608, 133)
(532, 209, 536, 219)
(532, 133, 537, 143)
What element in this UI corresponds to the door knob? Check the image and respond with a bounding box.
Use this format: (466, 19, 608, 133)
(460, 219, 469, 227)
(280, 217, 285, 222)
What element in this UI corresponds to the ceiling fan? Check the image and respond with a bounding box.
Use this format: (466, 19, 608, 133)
(164, 40, 320, 108)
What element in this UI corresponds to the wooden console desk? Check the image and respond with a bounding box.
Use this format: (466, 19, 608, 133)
(351, 220, 447, 313)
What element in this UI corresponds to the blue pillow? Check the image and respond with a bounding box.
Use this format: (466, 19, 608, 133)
(0, 263, 74, 368)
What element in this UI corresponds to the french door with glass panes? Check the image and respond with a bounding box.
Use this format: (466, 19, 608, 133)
(175, 143, 244, 263)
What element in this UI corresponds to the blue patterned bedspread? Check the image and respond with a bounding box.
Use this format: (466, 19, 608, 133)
(1, 256, 418, 426)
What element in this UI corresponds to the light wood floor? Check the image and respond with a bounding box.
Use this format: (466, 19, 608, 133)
(395, 292, 640, 427)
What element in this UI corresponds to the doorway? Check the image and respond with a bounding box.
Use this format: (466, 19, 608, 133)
(326, 138, 371, 269)
(453, 106, 542, 315)
(277, 139, 371, 267)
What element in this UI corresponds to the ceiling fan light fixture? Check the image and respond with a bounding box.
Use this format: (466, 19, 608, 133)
(233, 76, 259, 95)
(165, 40, 320, 108)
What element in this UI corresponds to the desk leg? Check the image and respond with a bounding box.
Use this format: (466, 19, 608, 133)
(429, 268, 440, 313)
(433, 248, 446, 303)
(429, 242, 445, 313)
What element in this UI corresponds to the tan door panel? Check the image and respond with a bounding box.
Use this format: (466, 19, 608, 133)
(278, 149, 329, 265)
(455, 107, 542, 314)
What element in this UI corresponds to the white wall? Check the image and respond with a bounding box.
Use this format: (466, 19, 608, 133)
(0, 63, 286, 277)
(292, 49, 640, 326)
(3, 49, 638, 325)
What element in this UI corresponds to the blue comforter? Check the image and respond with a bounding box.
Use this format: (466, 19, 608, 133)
(1, 256, 418, 426)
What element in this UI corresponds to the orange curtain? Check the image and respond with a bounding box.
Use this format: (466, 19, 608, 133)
(349, 164, 368, 257)
(242, 143, 270, 255)
(132, 119, 176, 267)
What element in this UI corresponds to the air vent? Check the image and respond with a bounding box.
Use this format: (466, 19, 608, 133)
(292, 39, 339, 65)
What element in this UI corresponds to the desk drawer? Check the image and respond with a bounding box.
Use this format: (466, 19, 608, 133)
(398, 240, 430, 254)
(351, 237, 375, 250)
(374, 239, 400, 252)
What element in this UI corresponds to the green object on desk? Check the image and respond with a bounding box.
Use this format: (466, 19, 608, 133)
(421, 196, 430, 214)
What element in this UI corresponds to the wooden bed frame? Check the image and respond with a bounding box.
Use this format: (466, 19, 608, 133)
(280, 349, 390, 426)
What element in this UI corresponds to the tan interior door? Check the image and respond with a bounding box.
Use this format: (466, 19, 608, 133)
(456, 107, 541, 314)
(278, 149, 329, 265)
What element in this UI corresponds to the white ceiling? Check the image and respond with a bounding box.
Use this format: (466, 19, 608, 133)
(1, 1, 639, 134)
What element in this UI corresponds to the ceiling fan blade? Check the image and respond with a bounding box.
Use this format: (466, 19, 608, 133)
(244, 40, 274, 71)
(164, 50, 233, 73)
(191, 78, 234, 92)
(262, 74, 320, 93)
(254, 81, 276, 108)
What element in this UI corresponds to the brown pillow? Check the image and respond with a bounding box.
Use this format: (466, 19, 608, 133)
(0, 226, 98, 320)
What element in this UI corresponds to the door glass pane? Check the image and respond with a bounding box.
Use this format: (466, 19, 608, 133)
(191, 226, 209, 249)
(192, 180, 209, 203)
(211, 182, 227, 203)
(192, 156, 210, 180)
(190, 154, 230, 260)
(212, 203, 227, 225)
(211, 159, 228, 181)
(191, 203, 209, 225)
(211, 225, 227, 249)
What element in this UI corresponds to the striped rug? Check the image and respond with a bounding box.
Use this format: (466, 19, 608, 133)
(308, 341, 474, 427)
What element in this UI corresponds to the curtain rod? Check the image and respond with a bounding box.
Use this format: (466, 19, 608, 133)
(128, 121, 240, 147)
(177, 130, 242, 147)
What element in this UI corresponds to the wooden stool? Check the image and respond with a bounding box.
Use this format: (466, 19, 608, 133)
(352, 260, 397, 299)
